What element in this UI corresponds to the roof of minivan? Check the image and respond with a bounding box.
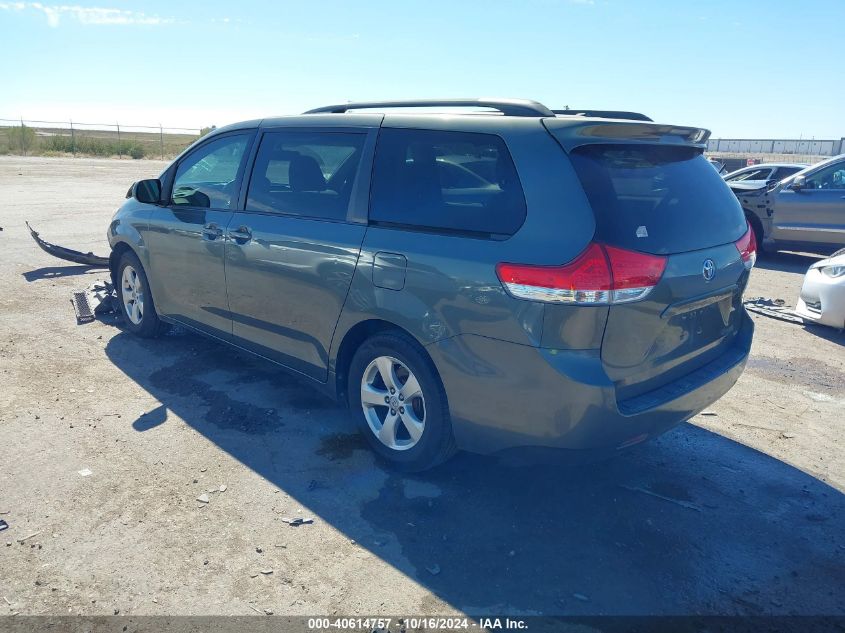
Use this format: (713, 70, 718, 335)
(202, 98, 710, 148)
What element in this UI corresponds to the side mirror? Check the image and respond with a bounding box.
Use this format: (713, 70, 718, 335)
(791, 175, 806, 191)
(131, 179, 162, 204)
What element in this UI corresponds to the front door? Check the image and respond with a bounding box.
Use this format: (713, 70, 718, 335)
(145, 131, 254, 336)
(225, 127, 374, 380)
(771, 160, 845, 246)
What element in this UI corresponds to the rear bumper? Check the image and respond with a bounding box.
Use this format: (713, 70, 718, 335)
(428, 311, 753, 455)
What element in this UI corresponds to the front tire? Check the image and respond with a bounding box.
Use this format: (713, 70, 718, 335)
(348, 332, 456, 472)
(116, 251, 164, 338)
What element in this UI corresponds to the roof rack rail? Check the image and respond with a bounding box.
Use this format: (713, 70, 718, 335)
(553, 109, 653, 122)
(304, 98, 556, 118)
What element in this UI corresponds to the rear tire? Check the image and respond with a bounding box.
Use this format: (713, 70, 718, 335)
(116, 250, 164, 338)
(348, 332, 456, 472)
(746, 213, 766, 254)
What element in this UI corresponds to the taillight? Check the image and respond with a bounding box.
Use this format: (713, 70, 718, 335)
(734, 224, 757, 270)
(496, 243, 667, 305)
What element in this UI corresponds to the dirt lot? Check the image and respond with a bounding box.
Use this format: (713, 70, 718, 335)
(0, 156, 843, 618)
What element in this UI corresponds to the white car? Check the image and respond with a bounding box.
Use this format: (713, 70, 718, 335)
(796, 249, 845, 329)
(723, 162, 806, 187)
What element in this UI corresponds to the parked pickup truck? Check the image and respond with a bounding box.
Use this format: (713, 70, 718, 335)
(730, 154, 845, 253)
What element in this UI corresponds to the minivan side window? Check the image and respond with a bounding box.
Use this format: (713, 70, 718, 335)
(369, 128, 527, 237)
(171, 133, 251, 209)
(246, 130, 365, 221)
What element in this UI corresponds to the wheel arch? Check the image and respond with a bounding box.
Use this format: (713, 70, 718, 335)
(333, 318, 435, 406)
(109, 241, 135, 288)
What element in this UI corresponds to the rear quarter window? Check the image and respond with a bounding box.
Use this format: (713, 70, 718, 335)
(369, 128, 527, 238)
(570, 144, 747, 255)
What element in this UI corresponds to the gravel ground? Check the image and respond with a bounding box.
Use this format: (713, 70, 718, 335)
(0, 156, 843, 617)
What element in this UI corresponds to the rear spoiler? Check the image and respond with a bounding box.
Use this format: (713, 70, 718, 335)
(544, 119, 710, 151)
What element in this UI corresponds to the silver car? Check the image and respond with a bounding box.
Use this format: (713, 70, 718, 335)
(731, 155, 845, 253)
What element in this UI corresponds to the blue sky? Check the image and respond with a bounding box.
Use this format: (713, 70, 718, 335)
(1, 0, 843, 138)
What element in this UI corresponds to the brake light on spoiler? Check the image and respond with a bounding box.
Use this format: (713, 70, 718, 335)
(496, 243, 667, 305)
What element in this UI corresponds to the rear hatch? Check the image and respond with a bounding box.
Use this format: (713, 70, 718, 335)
(551, 126, 751, 402)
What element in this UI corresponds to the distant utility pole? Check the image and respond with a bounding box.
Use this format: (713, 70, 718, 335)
(19, 116, 25, 156)
(116, 122, 121, 159)
(70, 118, 76, 157)
(159, 124, 164, 160)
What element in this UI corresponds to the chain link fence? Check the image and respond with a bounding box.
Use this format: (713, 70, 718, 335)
(0, 118, 205, 160)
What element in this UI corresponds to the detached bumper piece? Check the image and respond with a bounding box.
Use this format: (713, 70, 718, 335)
(743, 297, 804, 325)
(26, 221, 109, 267)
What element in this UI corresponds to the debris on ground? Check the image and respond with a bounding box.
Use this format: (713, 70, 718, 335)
(219, 484, 227, 492)
(621, 485, 703, 512)
(732, 421, 785, 432)
(259, 569, 273, 575)
(280, 517, 313, 526)
(77, 468, 92, 477)
(781, 432, 797, 439)
(196, 494, 210, 504)
(26, 221, 109, 267)
(17, 531, 41, 544)
(0, 520, 8, 532)
(700, 411, 718, 416)
(743, 298, 804, 325)
(71, 280, 118, 324)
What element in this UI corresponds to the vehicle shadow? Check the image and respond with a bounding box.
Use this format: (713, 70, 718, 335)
(104, 328, 845, 616)
(803, 322, 845, 344)
(22, 264, 107, 282)
(755, 250, 825, 274)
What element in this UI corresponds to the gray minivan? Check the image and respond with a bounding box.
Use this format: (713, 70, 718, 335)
(109, 99, 755, 471)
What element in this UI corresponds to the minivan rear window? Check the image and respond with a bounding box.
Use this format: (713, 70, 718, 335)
(570, 144, 747, 254)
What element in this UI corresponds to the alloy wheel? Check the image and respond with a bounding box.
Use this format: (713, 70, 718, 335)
(121, 265, 144, 325)
(360, 356, 426, 451)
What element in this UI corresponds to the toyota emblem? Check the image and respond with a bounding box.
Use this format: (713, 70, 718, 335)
(702, 259, 716, 282)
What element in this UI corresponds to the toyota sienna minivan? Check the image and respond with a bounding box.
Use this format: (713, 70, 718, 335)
(109, 98, 756, 471)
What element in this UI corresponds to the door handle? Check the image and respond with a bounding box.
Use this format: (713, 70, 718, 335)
(201, 223, 223, 240)
(228, 225, 253, 243)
